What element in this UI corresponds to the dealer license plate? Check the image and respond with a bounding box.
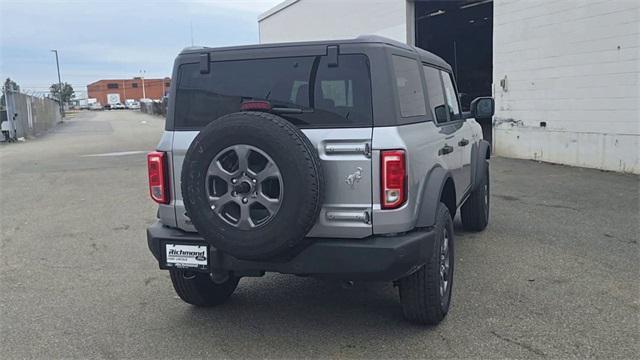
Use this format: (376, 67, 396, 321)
(164, 243, 209, 271)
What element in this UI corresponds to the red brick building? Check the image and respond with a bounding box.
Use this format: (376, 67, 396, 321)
(87, 77, 171, 105)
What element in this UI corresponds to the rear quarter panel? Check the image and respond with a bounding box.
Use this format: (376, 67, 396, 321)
(372, 122, 444, 234)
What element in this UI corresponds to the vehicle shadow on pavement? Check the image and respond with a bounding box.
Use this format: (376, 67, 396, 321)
(166, 275, 446, 352)
(188, 275, 405, 322)
(168, 218, 476, 332)
(146, 219, 501, 358)
(159, 222, 481, 349)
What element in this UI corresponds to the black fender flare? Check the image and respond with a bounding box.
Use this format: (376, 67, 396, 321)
(415, 166, 455, 228)
(470, 140, 491, 191)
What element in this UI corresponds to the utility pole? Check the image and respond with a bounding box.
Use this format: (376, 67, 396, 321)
(140, 70, 146, 99)
(190, 21, 194, 46)
(51, 49, 64, 118)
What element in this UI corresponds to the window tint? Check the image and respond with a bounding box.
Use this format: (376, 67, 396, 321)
(174, 54, 372, 129)
(289, 80, 307, 104)
(441, 71, 461, 121)
(392, 55, 426, 118)
(422, 65, 448, 123)
(320, 80, 352, 107)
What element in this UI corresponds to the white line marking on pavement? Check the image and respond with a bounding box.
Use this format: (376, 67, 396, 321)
(81, 151, 147, 157)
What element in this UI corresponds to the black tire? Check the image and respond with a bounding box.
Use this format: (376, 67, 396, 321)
(461, 160, 490, 231)
(182, 111, 324, 260)
(170, 270, 239, 307)
(399, 202, 454, 325)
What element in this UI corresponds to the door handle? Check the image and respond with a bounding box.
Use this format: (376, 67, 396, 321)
(458, 138, 469, 146)
(439, 144, 454, 156)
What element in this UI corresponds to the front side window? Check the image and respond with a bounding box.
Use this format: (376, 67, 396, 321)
(174, 54, 372, 129)
(422, 65, 448, 123)
(441, 71, 461, 121)
(392, 55, 426, 118)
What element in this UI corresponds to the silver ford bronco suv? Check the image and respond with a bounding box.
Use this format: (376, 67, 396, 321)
(146, 35, 494, 325)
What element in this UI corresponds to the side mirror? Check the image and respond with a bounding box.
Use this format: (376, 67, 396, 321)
(433, 105, 448, 123)
(470, 97, 494, 119)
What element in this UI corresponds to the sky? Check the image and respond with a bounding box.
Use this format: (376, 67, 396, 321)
(0, 0, 282, 97)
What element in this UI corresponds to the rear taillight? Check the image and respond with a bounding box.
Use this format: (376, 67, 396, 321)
(147, 151, 169, 204)
(381, 150, 406, 209)
(240, 100, 272, 112)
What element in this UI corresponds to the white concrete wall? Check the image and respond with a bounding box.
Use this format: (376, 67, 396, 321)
(493, 0, 640, 173)
(259, 0, 410, 43)
(259, 0, 640, 173)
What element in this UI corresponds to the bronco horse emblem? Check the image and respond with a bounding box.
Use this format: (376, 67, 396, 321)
(345, 167, 363, 188)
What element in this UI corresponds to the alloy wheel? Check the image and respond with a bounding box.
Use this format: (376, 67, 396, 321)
(439, 228, 451, 303)
(206, 144, 283, 229)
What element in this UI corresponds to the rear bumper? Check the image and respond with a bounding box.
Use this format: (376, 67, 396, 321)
(147, 221, 435, 281)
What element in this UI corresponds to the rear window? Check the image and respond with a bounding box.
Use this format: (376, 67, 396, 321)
(174, 54, 372, 129)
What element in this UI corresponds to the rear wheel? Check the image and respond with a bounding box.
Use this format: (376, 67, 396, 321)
(169, 270, 239, 307)
(399, 203, 454, 325)
(461, 161, 490, 231)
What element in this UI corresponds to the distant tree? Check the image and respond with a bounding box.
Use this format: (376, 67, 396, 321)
(1, 78, 20, 107)
(50, 82, 74, 103)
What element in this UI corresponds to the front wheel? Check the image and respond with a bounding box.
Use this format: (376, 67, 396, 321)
(398, 202, 454, 325)
(461, 161, 490, 231)
(169, 270, 239, 307)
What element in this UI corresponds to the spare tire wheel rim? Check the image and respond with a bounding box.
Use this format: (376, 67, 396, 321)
(206, 144, 283, 230)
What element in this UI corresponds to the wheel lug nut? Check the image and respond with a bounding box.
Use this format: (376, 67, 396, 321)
(252, 178, 257, 183)
(242, 198, 248, 204)
(231, 178, 237, 184)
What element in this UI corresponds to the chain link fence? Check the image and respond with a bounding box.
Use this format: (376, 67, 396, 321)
(2, 91, 62, 141)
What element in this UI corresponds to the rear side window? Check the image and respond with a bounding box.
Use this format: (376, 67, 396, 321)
(173, 54, 372, 129)
(422, 65, 448, 124)
(392, 55, 426, 118)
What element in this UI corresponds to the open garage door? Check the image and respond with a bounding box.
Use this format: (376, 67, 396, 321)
(415, 0, 493, 145)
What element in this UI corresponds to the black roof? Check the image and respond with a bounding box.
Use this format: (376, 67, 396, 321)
(180, 35, 451, 71)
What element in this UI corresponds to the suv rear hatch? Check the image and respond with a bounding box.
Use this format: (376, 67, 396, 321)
(170, 50, 374, 238)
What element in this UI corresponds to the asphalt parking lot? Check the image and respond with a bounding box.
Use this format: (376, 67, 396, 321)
(1, 110, 638, 359)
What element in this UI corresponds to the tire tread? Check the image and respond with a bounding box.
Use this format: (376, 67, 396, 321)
(399, 203, 453, 325)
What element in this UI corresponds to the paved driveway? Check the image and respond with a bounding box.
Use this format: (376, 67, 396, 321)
(1, 111, 638, 359)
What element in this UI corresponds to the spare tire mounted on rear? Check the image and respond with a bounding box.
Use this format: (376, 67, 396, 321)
(181, 111, 324, 260)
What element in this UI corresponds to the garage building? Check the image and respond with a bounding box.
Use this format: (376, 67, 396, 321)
(259, 0, 639, 173)
(87, 77, 171, 106)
